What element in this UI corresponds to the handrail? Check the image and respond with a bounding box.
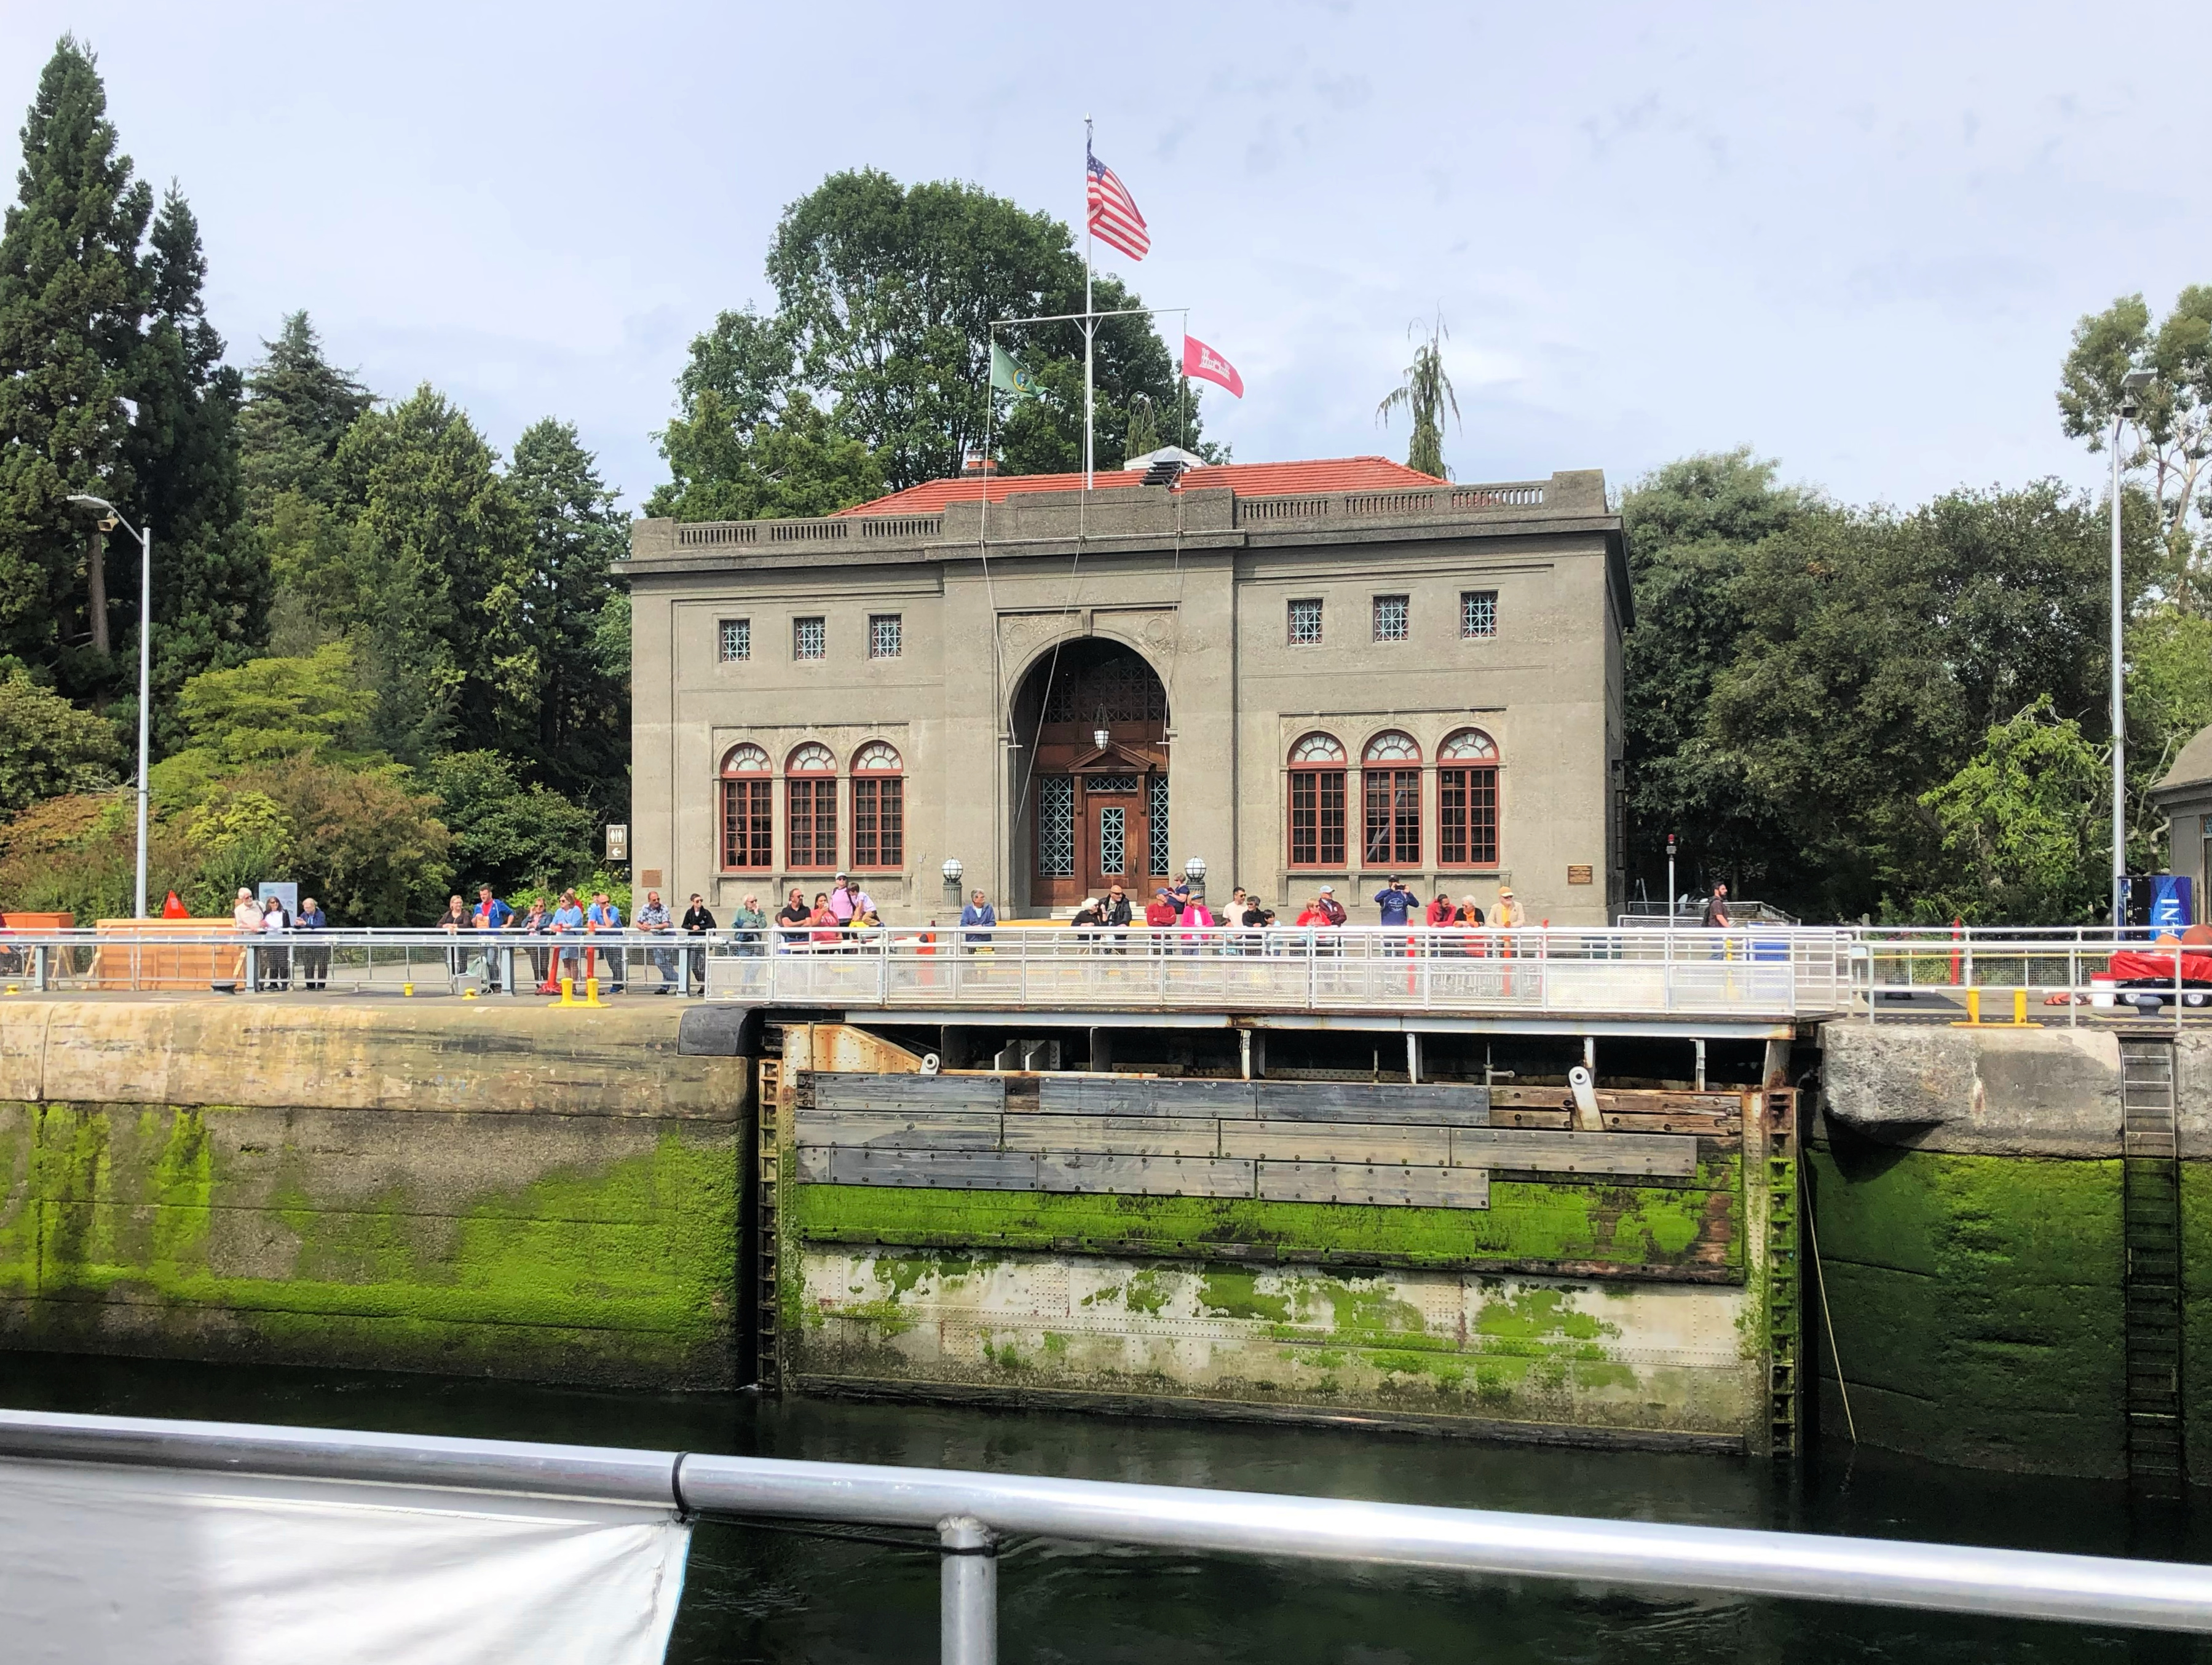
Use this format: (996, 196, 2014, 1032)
(1, 1408, 2208, 1638)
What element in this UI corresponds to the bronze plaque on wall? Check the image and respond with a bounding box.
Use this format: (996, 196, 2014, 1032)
(1566, 864, 1594, 885)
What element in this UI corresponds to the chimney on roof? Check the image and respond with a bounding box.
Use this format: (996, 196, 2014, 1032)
(961, 451, 999, 477)
(1124, 445, 1205, 489)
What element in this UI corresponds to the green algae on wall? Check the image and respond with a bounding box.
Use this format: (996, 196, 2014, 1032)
(789, 1246, 1757, 1438)
(1809, 1141, 2125, 1478)
(0, 1100, 740, 1387)
(790, 1166, 1742, 1278)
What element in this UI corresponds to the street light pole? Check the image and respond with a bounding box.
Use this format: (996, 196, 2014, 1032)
(65, 495, 152, 918)
(2111, 370, 2152, 933)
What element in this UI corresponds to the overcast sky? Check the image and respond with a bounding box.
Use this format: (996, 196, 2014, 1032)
(4, 1, 2198, 513)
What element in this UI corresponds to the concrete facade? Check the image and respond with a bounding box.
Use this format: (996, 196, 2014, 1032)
(625, 469, 1630, 925)
(2152, 722, 2212, 904)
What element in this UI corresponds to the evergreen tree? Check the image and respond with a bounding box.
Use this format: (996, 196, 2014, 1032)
(0, 36, 151, 687)
(125, 186, 268, 748)
(331, 386, 532, 764)
(509, 417, 629, 810)
(239, 310, 373, 516)
(239, 312, 374, 647)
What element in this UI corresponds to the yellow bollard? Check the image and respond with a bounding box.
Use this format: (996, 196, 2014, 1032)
(558, 976, 575, 1006)
(584, 976, 604, 1007)
(2013, 989, 2029, 1026)
(3, 986, 17, 997)
(462, 989, 479, 1000)
(1953, 988, 1982, 1027)
(401, 982, 414, 997)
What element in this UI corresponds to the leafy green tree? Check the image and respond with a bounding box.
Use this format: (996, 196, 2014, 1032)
(508, 418, 630, 807)
(1375, 314, 1457, 480)
(169, 641, 376, 765)
(124, 186, 268, 744)
(763, 168, 1203, 489)
(216, 761, 451, 924)
(1710, 481, 2134, 919)
(332, 386, 533, 764)
(1619, 451, 1812, 903)
(427, 748, 595, 894)
(1919, 698, 2108, 923)
(0, 37, 151, 686)
(648, 389, 883, 521)
(0, 669, 119, 812)
(2058, 288, 2212, 601)
(1123, 393, 1160, 462)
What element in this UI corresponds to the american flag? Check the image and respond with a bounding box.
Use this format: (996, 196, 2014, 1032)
(1086, 146, 1149, 262)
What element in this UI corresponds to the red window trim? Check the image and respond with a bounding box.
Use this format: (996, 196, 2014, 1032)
(1437, 763, 1501, 868)
(1287, 767, 1348, 868)
(785, 774, 839, 872)
(720, 776, 774, 871)
(851, 773, 904, 871)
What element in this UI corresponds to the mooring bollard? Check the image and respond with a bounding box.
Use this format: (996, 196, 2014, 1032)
(558, 976, 575, 1006)
(938, 1515, 996, 1665)
(584, 976, 603, 1007)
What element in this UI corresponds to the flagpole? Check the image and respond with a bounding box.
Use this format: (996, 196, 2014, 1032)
(1083, 114, 1095, 494)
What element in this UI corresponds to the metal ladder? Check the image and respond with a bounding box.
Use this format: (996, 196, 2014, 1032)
(755, 1057, 783, 1391)
(2119, 1035, 2186, 1492)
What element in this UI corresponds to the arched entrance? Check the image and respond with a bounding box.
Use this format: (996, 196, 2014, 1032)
(1010, 639, 1169, 909)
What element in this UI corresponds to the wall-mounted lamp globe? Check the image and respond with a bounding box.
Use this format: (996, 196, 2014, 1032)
(1183, 855, 1207, 900)
(941, 856, 964, 906)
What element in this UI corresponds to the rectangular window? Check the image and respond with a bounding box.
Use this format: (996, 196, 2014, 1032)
(1364, 768, 1420, 866)
(1372, 595, 1408, 643)
(1290, 770, 1347, 867)
(793, 617, 827, 661)
(868, 614, 902, 659)
(721, 778, 773, 869)
(1438, 766, 1498, 867)
(853, 777, 904, 868)
(787, 777, 837, 868)
(718, 619, 751, 662)
(1037, 777, 1075, 876)
(1460, 590, 1497, 639)
(1149, 774, 1170, 875)
(1288, 599, 1323, 646)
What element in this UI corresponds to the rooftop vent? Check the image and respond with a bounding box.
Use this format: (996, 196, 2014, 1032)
(1124, 445, 1206, 488)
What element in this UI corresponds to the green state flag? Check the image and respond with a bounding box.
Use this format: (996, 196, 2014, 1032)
(991, 341, 1041, 398)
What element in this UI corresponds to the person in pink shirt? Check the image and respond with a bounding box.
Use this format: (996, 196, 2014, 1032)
(1179, 894, 1215, 955)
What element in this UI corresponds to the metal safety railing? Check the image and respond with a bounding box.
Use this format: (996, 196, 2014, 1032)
(0, 923, 1854, 1018)
(2, 1407, 2210, 1656)
(1850, 927, 2212, 1024)
(706, 923, 1849, 1018)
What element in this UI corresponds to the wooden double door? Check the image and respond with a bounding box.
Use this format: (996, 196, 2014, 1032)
(1035, 772, 1160, 908)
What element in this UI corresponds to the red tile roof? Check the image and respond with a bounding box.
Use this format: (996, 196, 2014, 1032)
(834, 456, 1445, 516)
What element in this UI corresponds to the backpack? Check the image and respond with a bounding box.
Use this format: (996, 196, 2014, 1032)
(1318, 896, 1346, 925)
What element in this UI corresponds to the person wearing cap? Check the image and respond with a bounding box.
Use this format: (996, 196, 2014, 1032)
(1315, 884, 1346, 926)
(1374, 876, 1414, 927)
(1145, 886, 1179, 955)
(1070, 896, 1105, 949)
(1493, 885, 1522, 928)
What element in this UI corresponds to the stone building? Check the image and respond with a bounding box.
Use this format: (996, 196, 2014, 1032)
(2152, 723, 2212, 906)
(623, 456, 1631, 925)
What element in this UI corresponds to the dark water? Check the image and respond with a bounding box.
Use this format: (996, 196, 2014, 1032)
(3, 1353, 2208, 1663)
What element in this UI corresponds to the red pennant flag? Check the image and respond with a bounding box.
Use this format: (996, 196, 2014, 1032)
(1183, 335, 1243, 398)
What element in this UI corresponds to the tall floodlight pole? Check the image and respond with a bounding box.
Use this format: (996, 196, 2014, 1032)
(2112, 370, 2152, 931)
(66, 494, 152, 919)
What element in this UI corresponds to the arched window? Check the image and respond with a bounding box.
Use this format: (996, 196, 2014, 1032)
(1362, 732, 1421, 868)
(851, 742, 904, 869)
(1287, 733, 1347, 868)
(786, 743, 837, 871)
(720, 745, 772, 871)
(1438, 729, 1499, 868)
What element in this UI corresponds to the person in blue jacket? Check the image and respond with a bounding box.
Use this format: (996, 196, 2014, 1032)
(1374, 876, 1415, 927)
